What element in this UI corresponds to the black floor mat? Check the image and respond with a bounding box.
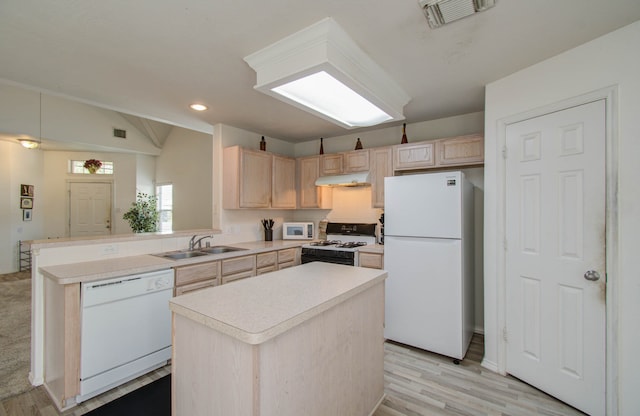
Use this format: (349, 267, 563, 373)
(85, 375, 170, 416)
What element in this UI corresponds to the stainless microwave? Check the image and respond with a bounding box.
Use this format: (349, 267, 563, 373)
(282, 222, 314, 240)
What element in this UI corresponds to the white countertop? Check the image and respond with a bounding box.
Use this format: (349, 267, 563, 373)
(40, 240, 306, 285)
(169, 262, 387, 345)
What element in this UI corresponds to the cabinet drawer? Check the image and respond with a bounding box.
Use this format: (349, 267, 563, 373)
(256, 252, 277, 268)
(277, 248, 298, 264)
(278, 260, 296, 270)
(256, 265, 277, 275)
(222, 255, 256, 277)
(175, 261, 220, 286)
(175, 280, 217, 296)
(222, 270, 255, 284)
(359, 252, 383, 269)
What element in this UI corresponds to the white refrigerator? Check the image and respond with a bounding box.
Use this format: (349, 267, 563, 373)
(383, 171, 474, 360)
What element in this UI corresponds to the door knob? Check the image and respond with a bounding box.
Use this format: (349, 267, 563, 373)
(584, 270, 601, 281)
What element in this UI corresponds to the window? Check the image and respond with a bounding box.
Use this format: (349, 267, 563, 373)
(156, 184, 173, 232)
(70, 160, 114, 175)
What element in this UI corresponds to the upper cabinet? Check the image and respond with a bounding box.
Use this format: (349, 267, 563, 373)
(223, 146, 297, 209)
(435, 134, 484, 167)
(370, 147, 392, 208)
(393, 134, 484, 172)
(320, 150, 370, 176)
(393, 142, 435, 171)
(271, 155, 297, 209)
(297, 155, 332, 209)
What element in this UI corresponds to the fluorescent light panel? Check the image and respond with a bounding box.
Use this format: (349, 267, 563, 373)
(244, 18, 410, 129)
(272, 72, 392, 127)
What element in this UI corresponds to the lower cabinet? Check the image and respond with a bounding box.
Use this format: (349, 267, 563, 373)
(174, 261, 220, 296)
(256, 251, 277, 275)
(222, 255, 257, 284)
(359, 252, 384, 269)
(277, 247, 300, 270)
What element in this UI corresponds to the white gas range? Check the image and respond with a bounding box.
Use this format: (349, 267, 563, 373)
(301, 222, 377, 266)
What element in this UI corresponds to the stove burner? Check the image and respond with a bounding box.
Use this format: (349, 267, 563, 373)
(335, 242, 367, 248)
(309, 240, 341, 246)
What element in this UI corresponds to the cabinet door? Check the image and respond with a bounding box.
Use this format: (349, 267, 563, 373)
(320, 154, 343, 176)
(298, 156, 332, 209)
(436, 134, 484, 166)
(393, 142, 435, 171)
(175, 261, 220, 286)
(221, 255, 256, 284)
(240, 149, 272, 208)
(359, 252, 384, 269)
(271, 155, 297, 209)
(175, 280, 217, 296)
(370, 147, 392, 208)
(277, 248, 299, 268)
(343, 150, 370, 173)
(256, 251, 277, 269)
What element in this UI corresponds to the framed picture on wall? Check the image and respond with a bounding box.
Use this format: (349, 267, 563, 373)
(20, 197, 33, 209)
(23, 209, 32, 221)
(21, 184, 34, 197)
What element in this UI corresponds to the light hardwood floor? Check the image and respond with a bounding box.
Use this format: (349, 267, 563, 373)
(0, 333, 585, 416)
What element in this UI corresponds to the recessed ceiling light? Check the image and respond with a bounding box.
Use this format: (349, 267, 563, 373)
(190, 103, 208, 111)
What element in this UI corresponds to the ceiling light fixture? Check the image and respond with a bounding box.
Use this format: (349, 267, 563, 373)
(419, 0, 496, 28)
(244, 18, 410, 129)
(19, 138, 40, 149)
(190, 103, 208, 111)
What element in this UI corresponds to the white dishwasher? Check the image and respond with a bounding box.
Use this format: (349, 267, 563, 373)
(77, 269, 174, 403)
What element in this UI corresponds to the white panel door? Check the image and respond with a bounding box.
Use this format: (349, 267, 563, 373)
(69, 182, 112, 237)
(505, 100, 606, 415)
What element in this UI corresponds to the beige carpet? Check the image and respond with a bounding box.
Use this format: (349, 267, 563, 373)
(0, 271, 33, 400)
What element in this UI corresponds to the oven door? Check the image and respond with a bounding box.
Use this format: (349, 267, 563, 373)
(301, 248, 355, 266)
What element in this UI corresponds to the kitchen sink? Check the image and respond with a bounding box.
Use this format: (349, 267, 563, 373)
(156, 251, 210, 260)
(153, 246, 247, 260)
(198, 246, 247, 254)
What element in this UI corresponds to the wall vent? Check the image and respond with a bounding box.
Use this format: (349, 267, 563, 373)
(113, 128, 127, 138)
(418, 0, 495, 28)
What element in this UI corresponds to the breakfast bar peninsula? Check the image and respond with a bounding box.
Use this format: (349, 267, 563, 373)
(169, 262, 387, 416)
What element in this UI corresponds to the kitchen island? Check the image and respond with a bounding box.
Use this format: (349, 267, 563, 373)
(169, 262, 387, 416)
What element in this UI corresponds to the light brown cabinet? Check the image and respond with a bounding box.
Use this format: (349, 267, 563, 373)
(320, 153, 343, 176)
(271, 155, 297, 209)
(320, 150, 369, 176)
(359, 252, 384, 269)
(223, 146, 297, 209)
(174, 261, 220, 296)
(256, 251, 277, 275)
(435, 134, 484, 167)
(370, 147, 393, 208)
(297, 155, 332, 209)
(393, 141, 435, 171)
(221, 255, 257, 284)
(277, 247, 300, 270)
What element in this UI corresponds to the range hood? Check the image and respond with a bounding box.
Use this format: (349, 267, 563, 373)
(315, 172, 371, 187)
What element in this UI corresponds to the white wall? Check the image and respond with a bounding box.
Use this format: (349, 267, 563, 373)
(155, 126, 214, 231)
(484, 21, 640, 414)
(0, 141, 44, 274)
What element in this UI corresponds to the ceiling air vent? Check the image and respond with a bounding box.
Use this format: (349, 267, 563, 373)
(418, 0, 495, 28)
(113, 128, 127, 139)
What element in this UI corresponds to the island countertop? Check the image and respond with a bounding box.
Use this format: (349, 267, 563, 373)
(169, 262, 387, 345)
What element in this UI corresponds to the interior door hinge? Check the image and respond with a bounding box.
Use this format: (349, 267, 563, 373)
(502, 327, 508, 343)
(502, 146, 508, 159)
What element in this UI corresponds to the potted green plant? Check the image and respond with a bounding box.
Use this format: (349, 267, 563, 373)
(123, 192, 159, 233)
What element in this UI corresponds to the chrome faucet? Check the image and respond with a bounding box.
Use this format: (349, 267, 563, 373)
(189, 234, 213, 251)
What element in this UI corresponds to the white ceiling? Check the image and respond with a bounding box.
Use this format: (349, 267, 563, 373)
(1, 0, 639, 143)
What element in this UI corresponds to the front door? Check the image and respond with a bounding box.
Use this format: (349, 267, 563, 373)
(505, 100, 606, 415)
(69, 182, 112, 237)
